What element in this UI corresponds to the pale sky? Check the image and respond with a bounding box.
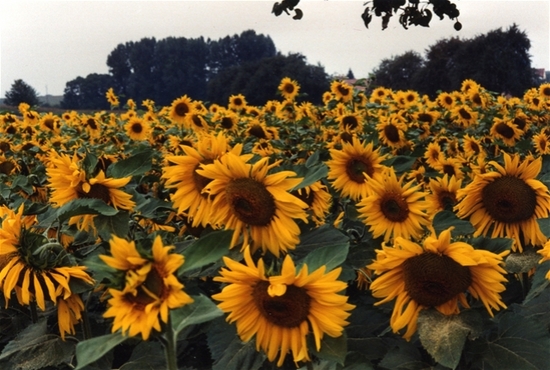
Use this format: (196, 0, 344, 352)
(1, 0, 549, 97)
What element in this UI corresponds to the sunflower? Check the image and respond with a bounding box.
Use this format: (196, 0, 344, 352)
(212, 108, 239, 132)
(532, 131, 550, 155)
(426, 174, 462, 216)
(537, 239, 550, 280)
(228, 94, 247, 111)
(490, 117, 523, 146)
(368, 227, 508, 340)
(336, 110, 364, 132)
(278, 77, 300, 101)
(357, 167, 430, 242)
(197, 152, 308, 256)
(46, 150, 135, 232)
(124, 116, 152, 141)
(450, 104, 478, 128)
(376, 114, 410, 149)
(330, 80, 353, 103)
(455, 153, 550, 251)
(424, 142, 444, 169)
(370, 86, 392, 104)
(291, 181, 332, 226)
(462, 134, 485, 159)
(38, 112, 61, 134)
(101, 235, 194, 340)
(169, 95, 195, 125)
(436, 91, 456, 110)
(105, 87, 120, 107)
(326, 137, 388, 200)
(431, 156, 465, 180)
(162, 132, 249, 228)
(212, 247, 354, 367)
(0, 205, 95, 339)
(538, 83, 550, 99)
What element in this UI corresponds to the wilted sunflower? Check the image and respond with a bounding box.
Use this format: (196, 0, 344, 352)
(46, 151, 135, 231)
(101, 235, 194, 340)
(197, 152, 308, 256)
(326, 137, 387, 200)
(169, 95, 195, 125)
(278, 77, 300, 101)
(455, 153, 550, 251)
(357, 167, 430, 242)
(0, 205, 94, 339)
(368, 227, 508, 340)
(162, 132, 250, 228)
(212, 247, 354, 367)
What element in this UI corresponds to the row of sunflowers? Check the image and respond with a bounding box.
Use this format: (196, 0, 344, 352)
(0, 78, 549, 369)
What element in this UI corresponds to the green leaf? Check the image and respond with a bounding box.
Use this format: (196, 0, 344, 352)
(537, 217, 550, 238)
(75, 332, 127, 370)
(118, 341, 166, 370)
(469, 236, 513, 254)
(300, 242, 349, 274)
(10, 175, 34, 194)
(296, 225, 349, 273)
(212, 337, 266, 370)
(291, 163, 328, 191)
(383, 155, 417, 175)
(432, 210, 475, 237)
(106, 150, 153, 178)
(523, 260, 550, 303)
(171, 295, 223, 337)
(0, 319, 75, 370)
(481, 312, 550, 370)
(311, 332, 348, 366)
(178, 230, 233, 274)
(54, 198, 118, 225)
(417, 309, 482, 369)
(378, 339, 429, 370)
(82, 150, 99, 175)
(94, 211, 131, 240)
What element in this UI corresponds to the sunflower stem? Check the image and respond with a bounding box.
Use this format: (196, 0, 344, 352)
(81, 292, 92, 340)
(162, 316, 178, 370)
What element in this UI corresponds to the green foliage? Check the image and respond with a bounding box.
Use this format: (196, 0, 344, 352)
(3, 79, 40, 107)
(75, 332, 127, 370)
(177, 230, 233, 276)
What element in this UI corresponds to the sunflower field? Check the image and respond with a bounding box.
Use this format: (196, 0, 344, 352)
(0, 78, 550, 370)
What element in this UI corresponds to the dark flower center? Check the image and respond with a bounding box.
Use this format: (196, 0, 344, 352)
(193, 161, 213, 196)
(438, 190, 457, 210)
(131, 123, 143, 134)
(342, 115, 359, 130)
(495, 122, 515, 139)
(417, 113, 434, 124)
(513, 117, 526, 130)
(345, 157, 374, 183)
(253, 281, 310, 327)
(337, 85, 351, 97)
(175, 102, 190, 117)
(225, 178, 276, 226)
(292, 188, 315, 207)
(248, 125, 267, 139)
(232, 98, 243, 107)
(284, 83, 295, 94)
(442, 164, 457, 177)
(380, 192, 409, 222)
(77, 182, 111, 204)
(481, 175, 537, 223)
(87, 118, 98, 130)
(43, 119, 56, 130)
(220, 117, 235, 129)
(383, 123, 401, 143)
(458, 108, 472, 120)
(403, 252, 472, 307)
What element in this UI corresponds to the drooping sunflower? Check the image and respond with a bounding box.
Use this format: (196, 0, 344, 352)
(0, 205, 95, 339)
(278, 77, 300, 101)
(455, 153, 550, 251)
(368, 227, 508, 340)
(162, 132, 250, 228)
(326, 137, 388, 200)
(330, 80, 353, 103)
(212, 247, 354, 367)
(490, 117, 523, 146)
(357, 167, 430, 242)
(169, 95, 195, 125)
(197, 152, 308, 256)
(124, 116, 152, 141)
(426, 174, 463, 217)
(291, 181, 332, 226)
(46, 150, 135, 232)
(101, 235, 194, 340)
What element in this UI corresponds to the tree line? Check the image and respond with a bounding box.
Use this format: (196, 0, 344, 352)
(3, 25, 545, 109)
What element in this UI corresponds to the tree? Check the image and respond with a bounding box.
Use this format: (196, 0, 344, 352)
(207, 53, 329, 106)
(61, 73, 115, 110)
(371, 51, 425, 91)
(272, 0, 462, 31)
(3, 79, 40, 107)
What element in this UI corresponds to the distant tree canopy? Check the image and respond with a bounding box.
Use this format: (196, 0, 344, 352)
(371, 24, 537, 97)
(61, 30, 329, 109)
(207, 53, 329, 106)
(272, 0, 461, 31)
(4, 79, 40, 107)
